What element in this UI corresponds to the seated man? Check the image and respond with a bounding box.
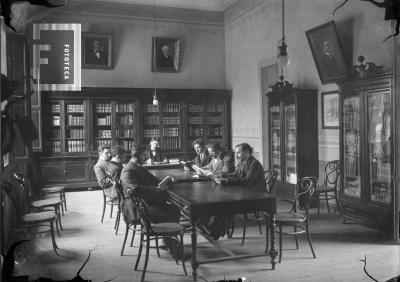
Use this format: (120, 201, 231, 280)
(94, 144, 124, 199)
(200, 142, 234, 177)
(220, 143, 265, 192)
(120, 144, 180, 224)
(192, 138, 212, 167)
(146, 137, 169, 165)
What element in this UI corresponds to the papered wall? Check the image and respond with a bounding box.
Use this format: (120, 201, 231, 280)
(225, 0, 393, 166)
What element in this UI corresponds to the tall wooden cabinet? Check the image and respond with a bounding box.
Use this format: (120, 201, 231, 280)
(266, 87, 318, 198)
(35, 88, 230, 189)
(339, 73, 394, 234)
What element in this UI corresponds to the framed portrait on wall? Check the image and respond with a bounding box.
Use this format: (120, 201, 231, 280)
(82, 32, 112, 69)
(321, 91, 340, 129)
(306, 21, 348, 84)
(151, 37, 181, 73)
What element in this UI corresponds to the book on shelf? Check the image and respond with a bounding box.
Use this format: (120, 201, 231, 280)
(163, 103, 180, 113)
(188, 104, 204, 112)
(67, 104, 84, 113)
(95, 103, 111, 113)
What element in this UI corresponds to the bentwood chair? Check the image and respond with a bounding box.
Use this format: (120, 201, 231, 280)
(266, 176, 318, 263)
(41, 185, 67, 215)
(13, 173, 63, 237)
(228, 169, 278, 245)
(132, 195, 187, 282)
(316, 160, 341, 215)
(4, 174, 59, 255)
(100, 189, 119, 226)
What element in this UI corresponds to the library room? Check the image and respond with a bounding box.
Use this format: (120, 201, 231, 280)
(1, 0, 400, 281)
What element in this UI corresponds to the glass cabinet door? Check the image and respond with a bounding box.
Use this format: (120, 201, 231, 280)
(93, 102, 112, 151)
(43, 102, 62, 153)
(161, 102, 181, 152)
(187, 103, 204, 148)
(366, 90, 391, 204)
(285, 104, 297, 184)
(343, 96, 361, 198)
(116, 101, 136, 150)
(270, 105, 282, 181)
(65, 102, 85, 153)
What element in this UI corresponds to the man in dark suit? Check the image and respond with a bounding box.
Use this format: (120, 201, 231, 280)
(146, 137, 169, 165)
(120, 144, 179, 224)
(86, 39, 108, 65)
(192, 138, 212, 167)
(202, 142, 234, 177)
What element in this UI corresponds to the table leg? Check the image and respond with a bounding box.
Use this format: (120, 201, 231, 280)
(191, 218, 199, 281)
(269, 214, 277, 270)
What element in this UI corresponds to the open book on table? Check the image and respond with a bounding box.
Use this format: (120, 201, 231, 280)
(191, 164, 213, 177)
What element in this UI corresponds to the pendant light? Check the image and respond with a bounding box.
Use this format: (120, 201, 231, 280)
(152, 0, 159, 106)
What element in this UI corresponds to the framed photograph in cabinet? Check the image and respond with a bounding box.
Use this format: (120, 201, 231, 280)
(82, 33, 112, 69)
(306, 21, 348, 84)
(151, 37, 181, 73)
(321, 91, 339, 129)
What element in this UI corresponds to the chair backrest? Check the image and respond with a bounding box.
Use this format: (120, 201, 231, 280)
(264, 169, 278, 193)
(324, 160, 340, 188)
(292, 176, 318, 214)
(130, 194, 154, 234)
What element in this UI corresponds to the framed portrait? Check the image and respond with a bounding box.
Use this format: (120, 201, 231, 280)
(151, 37, 181, 73)
(82, 33, 112, 69)
(306, 21, 348, 84)
(321, 91, 340, 129)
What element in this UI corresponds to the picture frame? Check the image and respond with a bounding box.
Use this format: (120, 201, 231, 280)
(321, 91, 340, 129)
(82, 32, 112, 69)
(306, 21, 348, 84)
(151, 37, 181, 73)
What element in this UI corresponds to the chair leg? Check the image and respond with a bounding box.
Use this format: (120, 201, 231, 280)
(334, 192, 341, 214)
(155, 235, 161, 258)
(57, 206, 63, 231)
(135, 232, 144, 271)
(121, 223, 129, 256)
(227, 218, 235, 238)
(101, 195, 106, 223)
(50, 220, 59, 256)
(325, 192, 330, 213)
(59, 193, 65, 216)
(241, 213, 247, 246)
(63, 192, 67, 211)
(110, 204, 114, 218)
(265, 218, 269, 253)
(115, 211, 121, 234)
(279, 225, 283, 263)
(256, 213, 262, 235)
(294, 226, 298, 250)
(54, 209, 61, 238)
(131, 225, 137, 247)
(317, 194, 321, 216)
(141, 235, 150, 282)
(180, 233, 187, 275)
(305, 222, 316, 258)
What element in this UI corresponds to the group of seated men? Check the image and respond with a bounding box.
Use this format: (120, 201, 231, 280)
(94, 137, 266, 242)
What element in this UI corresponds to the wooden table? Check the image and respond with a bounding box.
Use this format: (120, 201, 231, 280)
(168, 181, 277, 281)
(150, 168, 212, 183)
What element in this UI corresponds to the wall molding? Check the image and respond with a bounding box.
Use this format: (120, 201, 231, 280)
(224, 0, 264, 25)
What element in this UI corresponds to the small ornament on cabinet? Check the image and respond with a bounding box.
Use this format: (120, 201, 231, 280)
(348, 55, 384, 79)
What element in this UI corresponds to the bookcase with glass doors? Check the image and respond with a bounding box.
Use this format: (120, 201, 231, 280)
(267, 87, 318, 198)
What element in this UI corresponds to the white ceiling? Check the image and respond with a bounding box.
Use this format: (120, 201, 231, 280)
(70, 0, 239, 12)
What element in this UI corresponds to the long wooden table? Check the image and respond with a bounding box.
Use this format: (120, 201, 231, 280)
(168, 181, 277, 281)
(150, 168, 212, 183)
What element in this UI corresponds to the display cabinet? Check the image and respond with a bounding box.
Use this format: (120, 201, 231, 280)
(339, 73, 394, 233)
(35, 88, 230, 189)
(266, 87, 318, 198)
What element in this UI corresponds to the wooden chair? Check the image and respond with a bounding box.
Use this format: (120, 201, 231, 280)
(266, 176, 318, 263)
(13, 173, 63, 237)
(228, 169, 278, 245)
(4, 175, 59, 255)
(316, 160, 341, 215)
(41, 186, 67, 215)
(100, 190, 119, 225)
(132, 195, 187, 282)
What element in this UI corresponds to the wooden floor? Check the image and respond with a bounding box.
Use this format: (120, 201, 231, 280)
(11, 190, 400, 282)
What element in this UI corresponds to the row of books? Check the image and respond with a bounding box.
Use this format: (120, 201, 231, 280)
(117, 115, 135, 126)
(371, 182, 390, 203)
(67, 140, 85, 152)
(206, 126, 223, 136)
(344, 180, 361, 197)
(344, 156, 359, 177)
(98, 130, 112, 138)
(286, 119, 296, 129)
(344, 113, 360, 130)
(144, 115, 159, 125)
(117, 140, 136, 150)
(95, 103, 112, 113)
(206, 104, 223, 113)
(46, 140, 61, 153)
(207, 117, 223, 124)
(188, 104, 204, 113)
(143, 129, 160, 138)
(116, 103, 135, 112)
(68, 129, 84, 139)
(68, 115, 84, 126)
(188, 126, 204, 137)
(97, 116, 112, 126)
(116, 129, 134, 138)
(271, 119, 281, 128)
(272, 157, 281, 166)
(163, 117, 180, 124)
(50, 104, 61, 113)
(371, 161, 391, 182)
(344, 98, 360, 129)
(163, 103, 180, 113)
(51, 116, 60, 126)
(143, 104, 159, 113)
(67, 104, 84, 113)
(188, 117, 204, 124)
(163, 127, 179, 137)
(95, 139, 111, 149)
(162, 137, 180, 151)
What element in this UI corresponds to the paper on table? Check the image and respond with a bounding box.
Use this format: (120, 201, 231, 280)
(192, 165, 212, 176)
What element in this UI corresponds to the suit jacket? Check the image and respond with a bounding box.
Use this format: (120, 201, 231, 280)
(148, 148, 168, 163)
(86, 50, 107, 65)
(203, 151, 234, 176)
(94, 159, 122, 199)
(193, 151, 212, 167)
(226, 155, 265, 192)
(120, 160, 168, 206)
